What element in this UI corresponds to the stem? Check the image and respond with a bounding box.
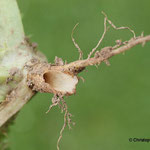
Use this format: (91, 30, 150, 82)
(0, 0, 46, 127)
(0, 0, 24, 48)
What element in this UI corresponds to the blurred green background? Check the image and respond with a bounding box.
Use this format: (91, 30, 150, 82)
(8, 0, 150, 150)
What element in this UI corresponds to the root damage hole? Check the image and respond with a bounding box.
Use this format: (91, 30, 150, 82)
(43, 71, 78, 95)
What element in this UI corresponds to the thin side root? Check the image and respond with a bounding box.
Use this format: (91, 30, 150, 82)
(88, 16, 107, 59)
(87, 12, 136, 59)
(46, 95, 73, 150)
(71, 23, 83, 60)
(57, 98, 73, 150)
(57, 100, 67, 150)
(102, 11, 136, 38)
(46, 95, 61, 113)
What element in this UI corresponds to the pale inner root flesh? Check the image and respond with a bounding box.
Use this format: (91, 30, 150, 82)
(43, 71, 78, 95)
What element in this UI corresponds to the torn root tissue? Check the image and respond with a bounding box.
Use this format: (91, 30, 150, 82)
(43, 71, 78, 95)
(27, 62, 78, 96)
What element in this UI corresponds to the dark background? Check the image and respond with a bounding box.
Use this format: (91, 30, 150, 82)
(8, 0, 150, 150)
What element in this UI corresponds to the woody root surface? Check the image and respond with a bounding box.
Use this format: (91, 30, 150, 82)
(26, 12, 150, 150)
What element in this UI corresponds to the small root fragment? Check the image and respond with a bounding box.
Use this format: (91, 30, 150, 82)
(78, 76, 85, 82)
(55, 56, 64, 66)
(112, 39, 123, 49)
(141, 32, 146, 47)
(71, 23, 83, 60)
(46, 95, 61, 113)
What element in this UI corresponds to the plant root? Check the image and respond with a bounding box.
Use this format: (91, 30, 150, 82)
(41, 12, 150, 150)
(46, 94, 74, 150)
(71, 23, 83, 60)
